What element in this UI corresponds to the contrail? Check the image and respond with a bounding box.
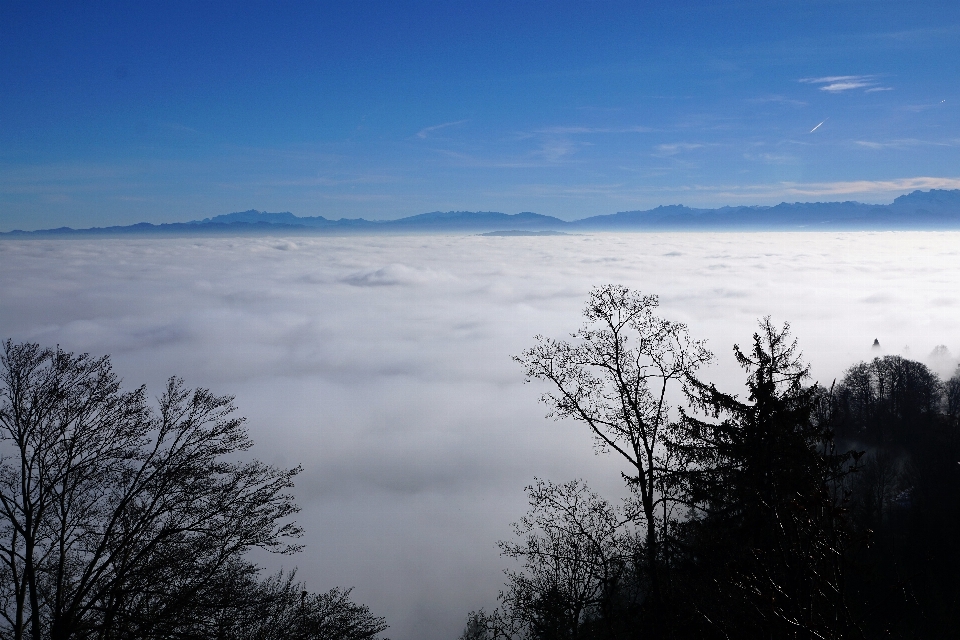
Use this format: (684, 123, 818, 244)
(810, 120, 826, 133)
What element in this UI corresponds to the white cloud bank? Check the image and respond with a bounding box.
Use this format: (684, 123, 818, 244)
(1, 233, 959, 639)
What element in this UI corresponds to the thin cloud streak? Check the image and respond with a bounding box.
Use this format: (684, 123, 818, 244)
(798, 74, 887, 93)
(416, 120, 469, 139)
(854, 139, 959, 150)
(821, 81, 872, 92)
(713, 176, 960, 200)
(654, 142, 705, 156)
(464, 176, 960, 209)
(748, 95, 807, 107)
(534, 126, 655, 134)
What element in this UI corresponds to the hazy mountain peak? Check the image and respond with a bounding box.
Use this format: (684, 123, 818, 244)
(893, 189, 960, 208)
(197, 210, 315, 225)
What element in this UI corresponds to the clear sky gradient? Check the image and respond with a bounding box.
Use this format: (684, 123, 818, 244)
(2, 0, 959, 230)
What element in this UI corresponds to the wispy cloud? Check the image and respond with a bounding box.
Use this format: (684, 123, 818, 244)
(749, 95, 807, 107)
(714, 176, 960, 200)
(497, 176, 960, 205)
(534, 140, 579, 163)
(783, 177, 960, 196)
(799, 75, 889, 93)
(742, 152, 798, 165)
(416, 120, 469, 139)
(854, 139, 959, 150)
(162, 122, 200, 134)
(481, 182, 627, 199)
(654, 143, 704, 156)
(534, 125, 654, 134)
(254, 173, 400, 188)
(433, 148, 567, 170)
(823, 81, 871, 92)
(0, 162, 150, 199)
(900, 100, 947, 112)
(868, 24, 960, 42)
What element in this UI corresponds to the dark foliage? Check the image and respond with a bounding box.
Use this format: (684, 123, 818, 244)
(832, 356, 960, 638)
(467, 286, 960, 640)
(671, 319, 860, 639)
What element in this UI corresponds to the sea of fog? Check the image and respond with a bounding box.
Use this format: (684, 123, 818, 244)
(1, 232, 958, 640)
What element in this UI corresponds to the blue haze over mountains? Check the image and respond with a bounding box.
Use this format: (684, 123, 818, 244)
(6, 189, 960, 236)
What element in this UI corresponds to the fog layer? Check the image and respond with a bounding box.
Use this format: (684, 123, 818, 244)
(0, 232, 956, 640)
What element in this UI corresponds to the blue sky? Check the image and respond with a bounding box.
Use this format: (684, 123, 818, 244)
(2, 0, 959, 230)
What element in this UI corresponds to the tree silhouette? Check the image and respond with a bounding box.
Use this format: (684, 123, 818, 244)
(464, 291, 960, 638)
(477, 480, 642, 640)
(0, 341, 385, 640)
(515, 285, 711, 607)
(833, 357, 960, 637)
(674, 319, 859, 639)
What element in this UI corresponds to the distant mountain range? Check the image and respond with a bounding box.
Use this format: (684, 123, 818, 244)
(6, 189, 960, 236)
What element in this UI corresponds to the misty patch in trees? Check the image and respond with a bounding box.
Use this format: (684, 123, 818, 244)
(0, 341, 387, 640)
(462, 285, 960, 639)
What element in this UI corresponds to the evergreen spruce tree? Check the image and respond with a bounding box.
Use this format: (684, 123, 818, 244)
(672, 319, 859, 640)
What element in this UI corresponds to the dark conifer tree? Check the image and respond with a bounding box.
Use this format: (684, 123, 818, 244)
(672, 319, 859, 640)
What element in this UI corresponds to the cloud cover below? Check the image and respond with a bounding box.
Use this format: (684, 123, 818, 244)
(1, 232, 958, 639)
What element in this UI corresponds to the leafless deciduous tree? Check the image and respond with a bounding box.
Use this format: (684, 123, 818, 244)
(0, 341, 303, 639)
(514, 285, 712, 599)
(210, 569, 388, 640)
(459, 480, 641, 640)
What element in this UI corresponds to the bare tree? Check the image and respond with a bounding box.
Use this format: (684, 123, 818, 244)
(210, 569, 388, 640)
(514, 285, 712, 601)
(0, 341, 303, 639)
(460, 480, 640, 640)
(502, 480, 640, 639)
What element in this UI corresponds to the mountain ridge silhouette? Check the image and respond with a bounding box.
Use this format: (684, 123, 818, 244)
(6, 189, 960, 236)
